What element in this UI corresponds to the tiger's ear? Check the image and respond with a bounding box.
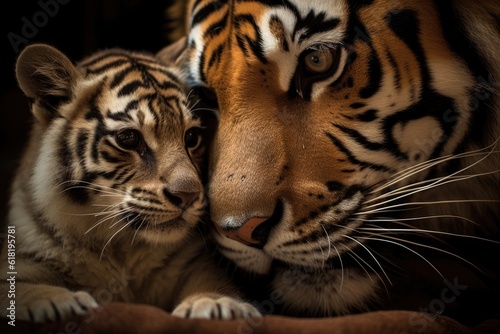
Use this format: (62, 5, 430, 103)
(156, 36, 187, 66)
(15, 43, 81, 124)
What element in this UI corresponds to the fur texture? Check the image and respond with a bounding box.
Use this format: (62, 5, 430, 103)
(178, 0, 500, 320)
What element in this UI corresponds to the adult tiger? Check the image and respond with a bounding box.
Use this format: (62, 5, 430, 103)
(167, 0, 500, 320)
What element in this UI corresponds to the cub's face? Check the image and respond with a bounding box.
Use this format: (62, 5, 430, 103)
(185, 0, 483, 272)
(17, 45, 210, 246)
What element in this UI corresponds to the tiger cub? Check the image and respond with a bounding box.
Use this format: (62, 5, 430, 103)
(0, 42, 260, 323)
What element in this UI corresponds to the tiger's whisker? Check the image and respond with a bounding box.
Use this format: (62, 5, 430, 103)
(357, 236, 444, 279)
(366, 169, 500, 206)
(345, 250, 375, 284)
(343, 235, 392, 285)
(320, 223, 333, 268)
(371, 143, 499, 194)
(332, 244, 344, 292)
(356, 199, 500, 216)
(351, 214, 479, 226)
(360, 234, 485, 275)
(358, 226, 500, 244)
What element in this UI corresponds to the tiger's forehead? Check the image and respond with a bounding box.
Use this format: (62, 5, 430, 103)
(256, 1, 348, 51)
(188, 0, 348, 87)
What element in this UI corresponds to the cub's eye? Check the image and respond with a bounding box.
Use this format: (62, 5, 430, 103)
(303, 48, 339, 75)
(184, 127, 202, 150)
(115, 128, 142, 150)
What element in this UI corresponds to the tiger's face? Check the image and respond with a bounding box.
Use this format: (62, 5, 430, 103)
(16, 44, 209, 247)
(185, 0, 500, 314)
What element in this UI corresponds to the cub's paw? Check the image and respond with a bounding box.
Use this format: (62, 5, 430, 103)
(17, 288, 99, 323)
(172, 294, 261, 320)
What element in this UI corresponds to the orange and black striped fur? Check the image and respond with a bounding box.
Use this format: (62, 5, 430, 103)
(167, 0, 500, 320)
(0, 43, 260, 323)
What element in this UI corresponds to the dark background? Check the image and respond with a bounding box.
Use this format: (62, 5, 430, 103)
(0, 0, 178, 229)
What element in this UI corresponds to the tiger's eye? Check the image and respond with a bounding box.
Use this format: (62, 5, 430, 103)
(115, 128, 142, 150)
(304, 49, 336, 74)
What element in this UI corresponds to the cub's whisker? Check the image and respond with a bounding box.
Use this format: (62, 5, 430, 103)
(56, 180, 127, 196)
(100, 220, 132, 260)
(84, 207, 131, 234)
(131, 217, 147, 246)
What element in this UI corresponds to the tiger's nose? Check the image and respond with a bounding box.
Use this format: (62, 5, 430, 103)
(216, 201, 284, 247)
(218, 217, 270, 246)
(164, 189, 200, 209)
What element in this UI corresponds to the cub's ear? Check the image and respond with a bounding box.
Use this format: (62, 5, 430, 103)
(15, 43, 80, 124)
(156, 36, 187, 66)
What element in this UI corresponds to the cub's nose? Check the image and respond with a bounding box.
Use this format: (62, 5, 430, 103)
(163, 188, 200, 209)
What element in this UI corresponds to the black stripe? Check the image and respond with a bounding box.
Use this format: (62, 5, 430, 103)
(107, 110, 132, 122)
(76, 130, 88, 161)
(191, 0, 226, 27)
(85, 82, 105, 121)
(356, 109, 378, 122)
(325, 132, 391, 172)
(153, 68, 184, 88)
(203, 11, 229, 40)
(386, 9, 430, 87)
(110, 66, 134, 89)
(386, 50, 401, 90)
(113, 167, 132, 183)
(92, 119, 108, 163)
(116, 171, 136, 186)
(86, 59, 128, 76)
(101, 151, 122, 163)
(333, 123, 384, 151)
(208, 43, 225, 68)
(118, 80, 144, 97)
(350, 102, 366, 109)
(326, 181, 343, 192)
(295, 12, 340, 43)
(359, 50, 382, 99)
(234, 14, 268, 64)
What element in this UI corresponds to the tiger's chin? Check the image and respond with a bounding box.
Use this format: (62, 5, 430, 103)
(272, 265, 380, 317)
(215, 233, 381, 316)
